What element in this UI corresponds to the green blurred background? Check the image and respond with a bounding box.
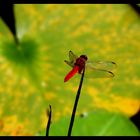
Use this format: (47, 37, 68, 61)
(0, 4, 139, 135)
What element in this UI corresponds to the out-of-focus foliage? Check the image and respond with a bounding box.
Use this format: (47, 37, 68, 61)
(0, 4, 139, 135)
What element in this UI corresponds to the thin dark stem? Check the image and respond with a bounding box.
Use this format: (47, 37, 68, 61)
(67, 67, 85, 136)
(46, 104, 52, 136)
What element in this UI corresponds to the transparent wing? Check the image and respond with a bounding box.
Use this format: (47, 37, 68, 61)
(64, 51, 78, 68)
(85, 67, 114, 78)
(86, 60, 117, 71)
(82, 61, 116, 78)
(69, 50, 78, 62)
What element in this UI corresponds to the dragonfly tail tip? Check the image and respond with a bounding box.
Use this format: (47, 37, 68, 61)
(64, 78, 67, 82)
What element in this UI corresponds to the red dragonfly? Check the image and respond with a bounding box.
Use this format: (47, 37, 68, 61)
(64, 51, 116, 82)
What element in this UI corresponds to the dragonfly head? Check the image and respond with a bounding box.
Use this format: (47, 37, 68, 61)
(80, 55, 88, 61)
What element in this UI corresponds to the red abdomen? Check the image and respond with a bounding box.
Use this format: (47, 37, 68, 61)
(64, 65, 79, 82)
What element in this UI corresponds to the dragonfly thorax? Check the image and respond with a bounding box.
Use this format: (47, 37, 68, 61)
(74, 55, 88, 74)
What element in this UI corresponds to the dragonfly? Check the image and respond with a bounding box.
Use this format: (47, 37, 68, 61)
(64, 51, 117, 82)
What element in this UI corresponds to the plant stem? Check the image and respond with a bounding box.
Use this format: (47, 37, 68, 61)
(46, 104, 52, 136)
(67, 67, 85, 136)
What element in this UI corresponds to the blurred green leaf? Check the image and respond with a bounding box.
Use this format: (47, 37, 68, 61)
(48, 109, 140, 136)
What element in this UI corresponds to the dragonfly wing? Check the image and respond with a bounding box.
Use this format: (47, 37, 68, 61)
(64, 51, 78, 68)
(82, 62, 115, 78)
(86, 60, 117, 71)
(64, 60, 74, 68)
(69, 50, 78, 62)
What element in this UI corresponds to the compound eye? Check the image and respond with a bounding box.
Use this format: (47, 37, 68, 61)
(80, 55, 88, 60)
